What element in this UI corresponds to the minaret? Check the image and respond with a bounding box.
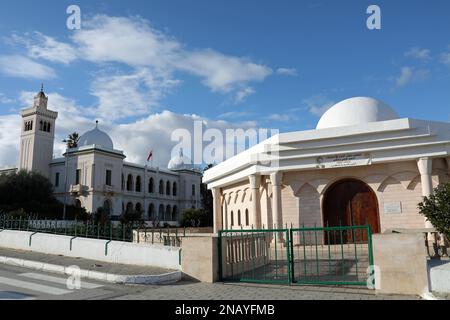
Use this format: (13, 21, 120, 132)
(18, 85, 58, 177)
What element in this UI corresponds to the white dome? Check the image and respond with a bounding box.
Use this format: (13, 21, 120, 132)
(316, 97, 399, 129)
(79, 123, 114, 150)
(168, 149, 194, 171)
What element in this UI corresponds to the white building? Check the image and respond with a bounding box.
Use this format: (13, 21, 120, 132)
(2, 88, 202, 223)
(203, 97, 450, 235)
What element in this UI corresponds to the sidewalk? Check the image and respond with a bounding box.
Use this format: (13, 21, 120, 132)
(0, 247, 181, 285)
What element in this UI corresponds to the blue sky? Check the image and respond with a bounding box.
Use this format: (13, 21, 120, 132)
(0, 0, 449, 168)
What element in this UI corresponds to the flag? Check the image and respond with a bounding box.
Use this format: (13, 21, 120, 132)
(147, 150, 153, 162)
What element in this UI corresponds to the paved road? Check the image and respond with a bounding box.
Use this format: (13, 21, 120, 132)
(0, 264, 419, 300)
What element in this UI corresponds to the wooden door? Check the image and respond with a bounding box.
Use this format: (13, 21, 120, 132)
(323, 179, 380, 244)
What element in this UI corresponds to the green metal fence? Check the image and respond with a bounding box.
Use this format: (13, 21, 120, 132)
(218, 225, 373, 287)
(219, 229, 291, 284)
(0, 215, 138, 242)
(290, 225, 373, 286)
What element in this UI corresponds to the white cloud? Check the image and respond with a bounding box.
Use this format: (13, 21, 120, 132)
(233, 87, 255, 104)
(13, 14, 272, 111)
(72, 15, 179, 68)
(178, 49, 271, 93)
(88, 69, 180, 120)
(0, 93, 15, 104)
(303, 95, 335, 117)
(0, 92, 270, 169)
(440, 52, 450, 67)
(276, 68, 298, 76)
(404, 47, 431, 61)
(395, 66, 429, 87)
(0, 114, 21, 169)
(10, 32, 77, 64)
(0, 55, 56, 79)
(267, 114, 292, 122)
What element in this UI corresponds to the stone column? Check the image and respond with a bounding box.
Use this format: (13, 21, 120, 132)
(249, 175, 261, 229)
(223, 199, 228, 230)
(270, 172, 283, 230)
(212, 188, 222, 234)
(417, 157, 434, 228)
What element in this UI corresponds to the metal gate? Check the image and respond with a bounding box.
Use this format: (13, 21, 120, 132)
(218, 225, 373, 286)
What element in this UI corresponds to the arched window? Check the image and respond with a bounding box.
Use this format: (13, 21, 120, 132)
(103, 200, 112, 216)
(43, 122, 47, 132)
(126, 202, 133, 214)
(238, 210, 241, 226)
(172, 182, 177, 196)
(148, 203, 155, 219)
(126, 174, 133, 191)
(149, 178, 154, 193)
(172, 206, 178, 221)
(165, 205, 172, 221)
(121, 174, 124, 190)
(159, 180, 164, 194)
(135, 202, 142, 213)
(245, 209, 249, 226)
(47, 123, 51, 133)
(192, 184, 196, 196)
(158, 204, 165, 220)
(230, 211, 234, 226)
(39, 121, 43, 131)
(135, 176, 142, 192)
(166, 181, 171, 195)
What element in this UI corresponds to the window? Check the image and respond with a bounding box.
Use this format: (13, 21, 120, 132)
(148, 203, 155, 219)
(75, 169, 81, 185)
(55, 172, 60, 187)
(172, 206, 178, 221)
(135, 203, 142, 213)
(172, 182, 177, 196)
(149, 178, 154, 193)
(230, 211, 234, 226)
(47, 123, 51, 133)
(238, 210, 241, 226)
(121, 174, 124, 190)
(166, 181, 171, 195)
(24, 121, 33, 132)
(245, 209, 249, 226)
(105, 170, 112, 186)
(136, 176, 142, 192)
(126, 174, 133, 191)
(192, 184, 196, 196)
(159, 180, 164, 194)
(39, 121, 43, 131)
(165, 205, 171, 221)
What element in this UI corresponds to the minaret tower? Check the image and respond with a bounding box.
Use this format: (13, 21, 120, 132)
(18, 85, 58, 177)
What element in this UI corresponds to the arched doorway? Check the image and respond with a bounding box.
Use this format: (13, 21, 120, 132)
(323, 179, 380, 243)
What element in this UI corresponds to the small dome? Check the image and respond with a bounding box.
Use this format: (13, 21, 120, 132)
(79, 122, 114, 150)
(168, 149, 194, 171)
(316, 97, 399, 129)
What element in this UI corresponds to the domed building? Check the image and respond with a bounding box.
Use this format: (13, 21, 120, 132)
(204, 97, 450, 236)
(6, 88, 202, 224)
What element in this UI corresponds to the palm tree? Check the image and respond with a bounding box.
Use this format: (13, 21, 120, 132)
(63, 132, 80, 149)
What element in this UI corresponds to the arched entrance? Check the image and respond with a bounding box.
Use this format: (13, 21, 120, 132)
(323, 179, 380, 243)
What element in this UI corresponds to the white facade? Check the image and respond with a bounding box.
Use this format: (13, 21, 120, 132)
(8, 89, 202, 224)
(203, 97, 450, 234)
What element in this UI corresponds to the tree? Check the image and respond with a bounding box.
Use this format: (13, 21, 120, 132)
(200, 164, 214, 227)
(419, 183, 450, 240)
(0, 170, 60, 216)
(64, 132, 80, 149)
(180, 208, 207, 227)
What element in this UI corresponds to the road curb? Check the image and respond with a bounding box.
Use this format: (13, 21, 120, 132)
(0, 255, 182, 285)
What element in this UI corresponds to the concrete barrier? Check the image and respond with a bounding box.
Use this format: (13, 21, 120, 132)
(373, 232, 428, 296)
(0, 230, 181, 270)
(181, 235, 219, 283)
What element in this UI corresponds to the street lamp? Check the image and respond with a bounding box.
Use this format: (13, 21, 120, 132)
(62, 139, 69, 220)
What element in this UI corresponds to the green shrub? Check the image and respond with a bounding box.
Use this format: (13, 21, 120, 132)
(419, 183, 450, 240)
